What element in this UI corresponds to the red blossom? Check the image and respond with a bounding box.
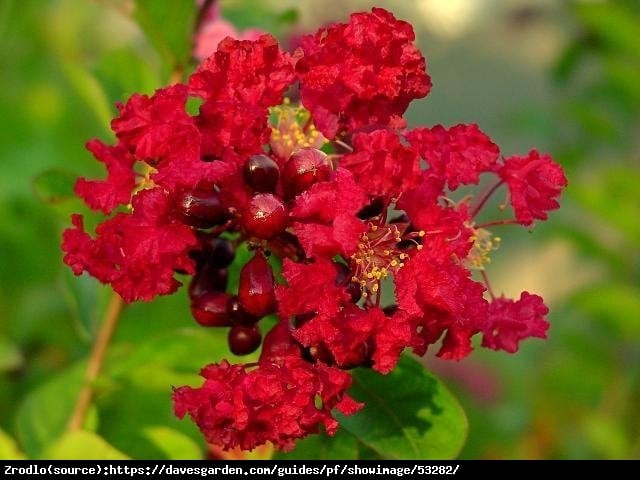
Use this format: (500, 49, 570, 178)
(395, 249, 488, 360)
(296, 8, 431, 138)
(189, 35, 294, 108)
(62, 188, 197, 302)
(407, 124, 500, 190)
(196, 100, 269, 158)
(482, 292, 549, 353)
(74, 140, 136, 214)
(396, 177, 474, 260)
(173, 355, 361, 451)
(291, 168, 367, 258)
(110, 84, 229, 189)
(276, 258, 349, 324)
(341, 129, 422, 199)
(499, 150, 567, 226)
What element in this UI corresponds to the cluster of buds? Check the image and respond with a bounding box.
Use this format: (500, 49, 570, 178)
(62, 8, 566, 451)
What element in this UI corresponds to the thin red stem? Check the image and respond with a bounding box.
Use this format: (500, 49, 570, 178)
(476, 218, 519, 229)
(481, 270, 495, 301)
(471, 180, 504, 218)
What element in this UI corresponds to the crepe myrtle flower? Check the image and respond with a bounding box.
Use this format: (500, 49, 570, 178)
(61, 7, 567, 451)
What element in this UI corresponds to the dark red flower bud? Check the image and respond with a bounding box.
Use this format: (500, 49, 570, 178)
(177, 189, 229, 229)
(227, 295, 260, 326)
(238, 250, 276, 317)
(243, 154, 280, 193)
(188, 264, 228, 300)
(190, 291, 231, 327)
(194, 234, 235, 268)
(241, 193, 288, 239)
(228, 325, 262, 356)
(282, 148, 332, 198)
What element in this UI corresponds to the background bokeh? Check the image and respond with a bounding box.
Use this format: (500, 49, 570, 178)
(1, 0, 638, 459)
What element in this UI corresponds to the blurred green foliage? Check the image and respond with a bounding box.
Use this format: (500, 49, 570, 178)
(1, 0, 638, 460)
(457, 0, 640, 460)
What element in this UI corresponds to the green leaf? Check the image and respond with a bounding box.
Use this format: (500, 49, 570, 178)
(573, 167, 640, 245)
(340, 356, 468, 459)
(573, 283, 640, 337)
(142, 426, 202, 460)
(0, 429, 26, 460)
(133, 0, 196, 69)
(32, 169, 77, 204)
(575, 2, 640, 62)
(15, 363, 95, 458)
(60, 62, 114, 131)
(275, 429, 359, 460)
(45, 431, 128, 460)
(0, 335, 22, 372)
(109, 327, 244, 380)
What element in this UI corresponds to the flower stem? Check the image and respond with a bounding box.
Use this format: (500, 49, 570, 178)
(476, 218, 519, 229)
(481, 270, 495, 301)
(67, 291, 125, 431)
(334, 139, 354, 153)
(471, 180, 503, 218)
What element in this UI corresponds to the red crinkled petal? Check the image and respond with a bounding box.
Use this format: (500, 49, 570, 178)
(276, 258, 348, 323)
(112, 84, 197, 163)
(341, 129, 422, 199)
(189, 35, 294, 108)
(111, 84, 231, 190)
(372, 309, 413, 374)
(499, 150, 567, 226)
(75, 140, 136, 214)
(296, 8, 431, 138)
(406, 124, 500, 190)
(61, 188, 197, 303)
(291, 168, 367, 258)
(292, 304, 411, 375)
(397, 177, 474, 260)
(482, 292, 549, 353)
(395, 249, 488, 360)
(196, 99, 270, 158)
(173, 355, 361, 451)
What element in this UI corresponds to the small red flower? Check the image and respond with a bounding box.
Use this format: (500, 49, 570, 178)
(291, 168, 367, 258)
(499, 149, 568, 226)
(189, 35, 294, 108)
(482, 292, 549, 353)
(295, 8, 431, 138)
(407, 124, 500, 190)
(394, 249, 488, 360)
(341, 129, 422, 199)
(62, 188, 197, 302)
(74, 140, 136, 214)
(173, 354, 361, 451)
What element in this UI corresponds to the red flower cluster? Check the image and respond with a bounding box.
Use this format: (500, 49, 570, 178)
(62, 8, 567, 451)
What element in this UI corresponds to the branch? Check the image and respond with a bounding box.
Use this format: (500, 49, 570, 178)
(67, 291, 125, 431)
